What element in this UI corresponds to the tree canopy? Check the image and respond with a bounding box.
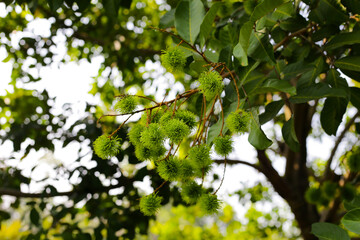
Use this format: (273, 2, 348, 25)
(1, 0, 360, 239)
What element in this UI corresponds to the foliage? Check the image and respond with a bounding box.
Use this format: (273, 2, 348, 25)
(1, 0, 360, 239)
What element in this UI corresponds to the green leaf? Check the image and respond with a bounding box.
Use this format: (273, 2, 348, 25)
(250, 0, 289, 22)
(160, 9, 175, 28)
(327, 69, 348, 89)
(219, 25, 238, 47)
(335, 56, 360, 72)
(344, 195, 360, 211)
(259, 100, 284, 124)
(252, 78, 296, 95)
(325, 31, 360, 51)
(248, 109, 272, 150)
(248, 32, 276, 65)
(103, 0, 121, 18)
(207, 102, 237, 144)
(320, 97, 348, 136)
(199, 2, 221, 47)
(175, 0, 205, 44)
(309, 0, 348, 25)
(233, 21, 254, 66)
(271, 2, 295, 20)
(311, 222, 350, 240)
(350, 87, 360, 111)
(342, 208, 360, 234)
(289, 83, 348, 104)
(282, 116, 300, 152)
(236, 60, 260, 86)
(48, 0, 62, 12)
(341, 0, 360, 14)
(30, 208, 40, 225)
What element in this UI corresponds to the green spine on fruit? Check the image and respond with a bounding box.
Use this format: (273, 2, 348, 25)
(128, 124, 145, 146)
(181, 181, 203, 204)
(164, 118, 190, 143)
(161, 46, 186, 73)
(188, 144, 212, 171)
(198, 71, 224, 100)
(114, 95, 137, 114)
(140, 194, 162, 216)
(199, 193, 221, 215)
(157, 157, 181, 181)
(226, 110, 251, 134)
(93, 135, 121, 159)
(175, 110, 197, 129)
(213, 135, 233, 156)
(140, 123, 164, 148)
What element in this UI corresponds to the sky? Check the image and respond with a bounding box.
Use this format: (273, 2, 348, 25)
(0, 2, 351, 231)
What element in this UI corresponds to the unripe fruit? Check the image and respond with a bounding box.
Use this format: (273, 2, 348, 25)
(157, 157, 181, 181)
(114, 95, 137, 114)
(140, 194, 162, 216)
(93, 135, 121, 159)
(179, 159, 196, 181)
(226, 110, 251, 134)
(140, 123, 165, 148)
(128, 124, 145, 146)
(198, 71, 224, 100)
(175, 110, 197, 129)
(322, 181, 337, 199)
(213, 135, 233, 156)
(305, 187, 321, 204)
(164, 118, 190, 143)
(161, 46, 186, 73)
(199, 193, 221, 215)
(188, 144, 212, 171)
(181, 181, 203, 204)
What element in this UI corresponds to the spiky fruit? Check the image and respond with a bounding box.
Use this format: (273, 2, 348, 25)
(157, 157, 181, 181)
(135, 144, 166, 161)
(140, 123, 164, 148)
(213, 135, 233, 156)
(128, 124, 145, 146)
(93, 135, 121, 159)
(140, 194, 162, 216)
(179, 159, 196, 181)
(175, 110, 197, 129)
(226, 110, 251, 134)
(181, 182, 203, 204)
(114, 95, 137, 114)
(161, 47, 186, 73)
(188, 144, 212, 171)
(198, 71, 224, 100)
(199, 194, 221, 215)
(164, 118, 190, 143)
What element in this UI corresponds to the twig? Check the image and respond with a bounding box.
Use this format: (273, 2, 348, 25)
(213, 157, 227, 195)
(213, 159, 262, 172)
(273, 26, 311, 51)
(324, 112, 360, 180)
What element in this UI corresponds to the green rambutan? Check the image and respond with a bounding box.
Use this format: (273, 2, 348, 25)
(213, 135, 233, 156)
(226, 110, 251, 134)
(198, 71, 224, 100)
(188, 144, 212, 170)
(93, 135, 121, 159)
(114, 95, 137, 114)
(181, 181, 203, 204)
(140, 194, 162, 216)
(157, 156, 181, 181)
(305, 187, 321, 204)
(199, 193, 221, 215)
(164, 118, 190, 143)
(161, 46, 186, 73)
(140, 123, 165, 148)
(175, 110, 197, 129)
(128, 124, 145, 146)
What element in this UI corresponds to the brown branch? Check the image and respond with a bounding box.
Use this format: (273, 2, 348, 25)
(213, 159, 262, 172)
(0, 187, 74, 198)
(273, 26, 311, 51)
(324, 112, 360, 180)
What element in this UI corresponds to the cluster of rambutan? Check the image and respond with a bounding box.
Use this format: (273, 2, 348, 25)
(93, 46, 253, 216)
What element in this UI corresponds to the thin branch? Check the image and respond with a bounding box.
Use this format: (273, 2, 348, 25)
(273, 26, 311, 51)
(213, 157, 227, 195)
(324, 112, 360, 180)
(213, 159, 262, 172)
(0, 188, 74, 198)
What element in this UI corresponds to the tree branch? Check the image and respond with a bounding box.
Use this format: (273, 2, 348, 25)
(324, 112, 360, 180)
(213, 158, 262, 172)
(0, 187, 73, 198)
(273, 26, 311, 51)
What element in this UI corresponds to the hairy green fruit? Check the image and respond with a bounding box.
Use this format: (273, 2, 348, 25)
(114, 95, 137, 114)
(226, 110, 250, 134)
(140, 194, 162, 216)
(128, 124, 145, 146)
(198, 71, 224, 100)
(157, 157, 181, 181)
(140, 123, 165, 148)
(93, 135, 121, 159)
(213, 135, 233, 156)
(175, 110, 197, 129)
(181, 181, 203, 204)
(305, 187, 321, 204)
(188, 144, 212, 171)
(199, 194, 221, 215)
(135, 144, 166, 161)
(346, 151, 360, 172)
(179, 159, 196, 181)
(164, 118, 190, 143)
(161, 46, 186, 73)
